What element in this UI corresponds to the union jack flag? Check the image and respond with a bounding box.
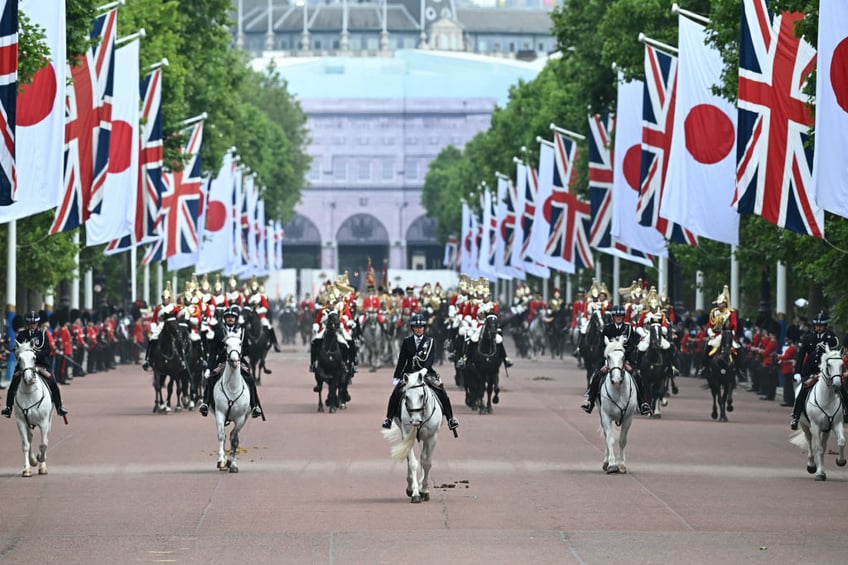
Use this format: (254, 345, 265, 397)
(733, 0, 822, 237)
(443, 234, 458, 269)
(237, 174, 255, 272)
(542, 131, 593, 270)
(588, 113, 652, 267)
(638, 44, 697, 245)
(500, 178, 520, 273)
(106, 68, 164, 253)
(50, 8, 116, 234)
(0, 0, 17, 206)
(143, 122, 204, 265)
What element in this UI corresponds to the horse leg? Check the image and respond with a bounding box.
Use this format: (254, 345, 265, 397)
(835, 423, 847, 467)
(802, 426, 816, 474)
(419, 437, 435, 502)
(618, 419, 632, 474)
(216, 419, 228, 470)
(37, 425, 49, 475)
(719, 385, 729, 422)
(710, 383, 719, 420)
(726, 384, 734, 413)
(815, 427, 829, 480)
(17, 420, 34, 477)
(601, 416, 616, 473)
(406, 448, 422, 503)
(316, 380, 324, 413)
(228, 425, 240, 473)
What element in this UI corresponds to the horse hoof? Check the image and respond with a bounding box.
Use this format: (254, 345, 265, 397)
(22, 469, 32, 478)
(711, 412, 718, 420)
(837, 459, 847, 467)
(652, 413, 662, 419)
(806, 465, 817, 474)
(661, 398, 668, 406)
(602, 462, 609, 471)
(727, 404, 734, 413)
(618, 465, 627, 474)
(422, 492, 430, 502)
(406, 488, 414, 497)
(816, 473, 826, 481)
(317, 406, 324, 413)
(38, 466, 47, 475)
(493, 395, 499, 405)
(606, 466, 620, 474)
(719, 415, 728, 422)
(329, 406, 337, 414)
(229, 466, 239, 474)
(411, 495, 421, 503)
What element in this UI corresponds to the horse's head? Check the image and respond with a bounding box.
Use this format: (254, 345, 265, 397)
(14, 341, 38, 385)
(819, 345, 843, 389)
(224, 334, 242, 368)
(402, 369, 429, 426)
(603, 337, 626, 383)
(325, 310, 340, 332)
(648, 323, 662, 348)
(483, 314, 498, 334)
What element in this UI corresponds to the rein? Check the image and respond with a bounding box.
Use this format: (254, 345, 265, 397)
(218, 366, 246, 426)
(602, 366, 634, 426)
(404, 383, 437, 430)
(16, 367, 48, 429)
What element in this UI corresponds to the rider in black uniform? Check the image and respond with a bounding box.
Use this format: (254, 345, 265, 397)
(382, 313, 459, 431)
(790, 311, 841, 430)
(580, 304, 652, 416)
(2, 311, 69, 418)
(198, 305, 262, 419)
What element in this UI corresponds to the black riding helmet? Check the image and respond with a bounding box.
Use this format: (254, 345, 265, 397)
(25, 310, 40, 324)
(812, 311, 829, 326)
(409, 313, 427, 328)
(610, 304, 626, 317)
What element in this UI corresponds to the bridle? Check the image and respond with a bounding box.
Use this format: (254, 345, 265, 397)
(404, 382, 436, 427)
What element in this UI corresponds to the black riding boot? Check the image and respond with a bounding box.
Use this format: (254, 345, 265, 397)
(841, 389, 848, 423)
(664, 354, 678, 394)
(142, 340, 153, 370)
(433, 385, 459, 430)
(581, 370, 603, 413)
(309, 339, 319, 372)
(199, 373, 219, 417)
(574, 332, 583, 357)
(791, 384, 810, 429)
(1, 371, 22, 416)
(497, 342, 513, 367)
(632, 372, 652, 415)
(45, 375, 67, 415)
(383, 382, 404, 428)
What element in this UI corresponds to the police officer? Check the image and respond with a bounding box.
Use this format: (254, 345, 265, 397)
(790, 311, 840, 430)
(382, 313, 459, 431)
(580, 304, 652, 416)
(2, 311, 69, 418)
(198, 305, 262, 419)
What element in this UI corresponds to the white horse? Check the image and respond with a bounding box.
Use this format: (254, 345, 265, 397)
(381, 368, 442, 503)
(598, 337, 638, 474)
(213, 333, 251, 473)
(13, 342, 53, 478)
(790, 344, 846, 481)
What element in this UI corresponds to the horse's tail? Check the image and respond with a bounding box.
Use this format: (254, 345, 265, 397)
(789, 429, 808, 448)
(388, 424, 419, 460)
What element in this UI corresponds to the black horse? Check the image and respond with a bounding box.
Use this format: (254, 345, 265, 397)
(149, 318, 200, 413)
(546, 308, 569, 360)
(242, 307, 271, 385)
(578, 312, 605, 389)
(298, 304, 314, 347)
(638, 322, 668, 417)
(706, 328, 736, 422)
(313, 312, 349, 413)
(464, 315, 503, 415)
(278, 304, 298, 345)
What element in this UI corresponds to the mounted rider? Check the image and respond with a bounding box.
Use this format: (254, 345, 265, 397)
(382, 313, 459, 432)
(580, 304, 652, 416)
(359, 260, 386, 331)
(198, 305, 262, 419)
(212, 274, 228, 320)
(2, 311, 68, 418)
(309, 275, 357, 376)
(619, 279, 645, 325)
(244, 276, 281, 352)
(790, 311, 843, 430)
(142, 281, 181, 370)
(706, 285, 740, 357)
(635, 286, 678, 381)
(576, 279, 609, 356)
(570, 288, 586, 331)
(226, 275, 243, 309)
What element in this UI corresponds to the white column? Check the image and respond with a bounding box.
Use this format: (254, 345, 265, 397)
(84, 270, 93, 311)
(156, 262, 163, 301)
(730, 244, 739, 309)
(695, 270, 704, 311)
(612, 255, 621, 306)
(300, 0, 309, 51)
(130, 246, 138, 303)
(658, 255, 668, 295)
(594, 259, 602, 285)
(237, 0, 245, 49)
(776, 261, 787, 315)
(265, 0, 274, 51)
(143, 263, 150, 305)
(71, 231, 80, 309)
(565, 274, 573, 303)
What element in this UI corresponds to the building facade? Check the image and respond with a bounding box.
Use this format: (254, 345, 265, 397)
(235, 1, 552, 287)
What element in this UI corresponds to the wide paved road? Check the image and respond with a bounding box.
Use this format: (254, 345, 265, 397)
(1, 344, 846, 564)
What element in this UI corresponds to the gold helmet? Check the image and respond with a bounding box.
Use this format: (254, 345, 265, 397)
(335, 271, 355, 295)
(249, 275, 260, 292)
(713, 285, 730, 307)
(458, 273, 470, 293)
(646, 286, 660, 310)
(589, 278, 601, 299)
(228, 275, 238, 292)
(213, 274, 223, 294)
(183, 281, 194, 303)
(477, 276, 490, 298)
(200, 274, 211, 294)
(161, 280, 173, 301)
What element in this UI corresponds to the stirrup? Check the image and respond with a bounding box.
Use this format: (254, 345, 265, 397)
(57, 406, 68, 416)
(639, 402, 652, 416)
(251, 406, 262, 419)
(581, 400, 593, 414)
(790, 416, 799, 430)
(1, 406, 11, 418)
(382, 418, 393, 429)
(448, 418, 459, 430)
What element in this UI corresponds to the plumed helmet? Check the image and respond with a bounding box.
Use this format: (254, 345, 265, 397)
(200, 274, 211, 293)
(228, 275, 238, 291)
(409, 313, 427, 328)
(161, 281, 173, 301)
(214, 274, 223, 294)
(250, 275, 260, 292)
(25, 310, 40, 324)
(713, 285, 730, 306)
(610, 304, 626, 317)
(812, 311, 829, 325)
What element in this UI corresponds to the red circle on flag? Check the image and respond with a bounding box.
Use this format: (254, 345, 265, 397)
(684, 104, 735, 164)
(17, 64, 57, 127)
(206, 200, 227, 232)
(831, 38, 848, 112)
(108, 121, 133, 172)
(623, 145, 641, 191)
